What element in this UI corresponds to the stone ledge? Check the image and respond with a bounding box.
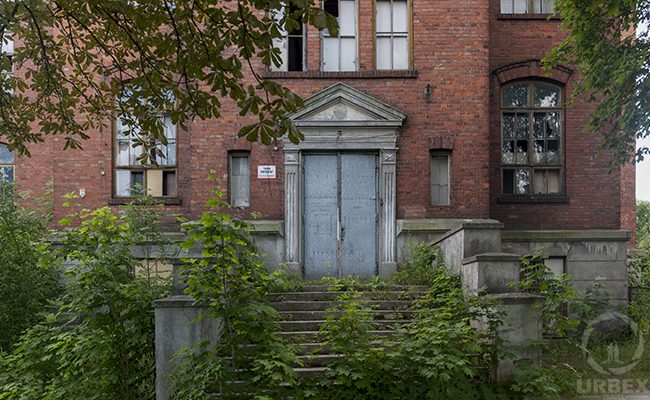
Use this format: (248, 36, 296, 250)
(153, 295, 199, 308)
(462, 252, 521, 265)
(432, 219, 504, 245)
(247, 220, 284, 235)
(502, 230, 632, 242)
(396, 218, 464, 235)
(261, 70, 419, 80)
(488, 292, 544, 305)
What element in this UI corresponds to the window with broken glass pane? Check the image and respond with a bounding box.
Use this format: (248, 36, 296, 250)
(500, 0, 555, 14)
(270, 4, 305, 71)
(376, 0, 409, 70)
(501, 81, 562, 195)
(322, 0, 357, 71)
(0, 144, 14, 184)
(114, 114, 177, 197)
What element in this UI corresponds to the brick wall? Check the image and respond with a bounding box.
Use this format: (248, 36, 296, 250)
(11, 0, 635, 235)
(488, 1, 635, 231)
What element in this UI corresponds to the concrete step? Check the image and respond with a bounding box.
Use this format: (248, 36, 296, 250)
(270, 299, 415, 312)
(278, 319, 411, 332)
(280, 329, 403, 343)
(278, 309, 416, 321)
(267, 290, 426, 302)
(299, 284, 429, 292)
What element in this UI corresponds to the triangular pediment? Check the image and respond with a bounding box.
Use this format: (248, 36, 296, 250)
(290, 83, 407, 125)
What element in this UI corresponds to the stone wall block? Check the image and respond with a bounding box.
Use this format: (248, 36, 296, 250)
(461, 253, 521, 296)
(154, 296, 222, 400)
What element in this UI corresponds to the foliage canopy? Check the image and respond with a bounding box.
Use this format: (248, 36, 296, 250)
(0, 1, 337, 158)
(549, 0, 650, 164)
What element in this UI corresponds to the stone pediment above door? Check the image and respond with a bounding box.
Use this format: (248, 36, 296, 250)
(289, 83, 407, 128)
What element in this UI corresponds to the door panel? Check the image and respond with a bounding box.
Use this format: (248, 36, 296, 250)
(303, 153, 377, 279)
(340, 153, 377, 278)
(303, 154, 338, 279)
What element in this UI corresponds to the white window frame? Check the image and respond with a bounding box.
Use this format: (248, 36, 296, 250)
(430, 151, 450, 206)
(113, 114, 178, 198)
(500, 0, 555, 14)
(0, 144, 14, 184)
(270, 4, 306, 72)
(375, 0, 409, 70)
(321, 0, 358, 72)
(229, 152, 250, 208)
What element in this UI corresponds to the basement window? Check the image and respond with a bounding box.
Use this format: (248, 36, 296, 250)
(270, 4, 306, 71)
(322, 0, 357, 71)
(500, 0, 555, 14)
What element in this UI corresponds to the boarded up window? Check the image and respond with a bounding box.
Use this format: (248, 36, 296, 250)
(322, 0, 357, 71)
(114, 113, 177, 197)
(430, 152, 450, 206)
(229, 152, 250, 207)
(376, 0, 408, 70)
(0, 144, 14, 184)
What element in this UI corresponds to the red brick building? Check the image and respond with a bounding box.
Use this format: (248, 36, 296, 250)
(8, 0, 634, 295)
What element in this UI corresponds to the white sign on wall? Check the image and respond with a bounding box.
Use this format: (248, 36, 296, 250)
(257, 165, 276, 179)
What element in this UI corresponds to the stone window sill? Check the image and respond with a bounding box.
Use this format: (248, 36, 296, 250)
(497, 13, 560, 20)
(497, 194, 569, 204)
(261, 70, 418, 80)
(109, 197, 182, 206)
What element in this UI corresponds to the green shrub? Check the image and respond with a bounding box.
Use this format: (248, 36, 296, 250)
(170, 202, 300, 400)
(0, 201, 171, 400)
(391, 243, 442, 286)
(0, 186, 60, 352)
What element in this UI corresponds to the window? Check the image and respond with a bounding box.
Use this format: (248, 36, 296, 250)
(430, 151, 450, 206)
(114, 114, 177, 197)
(229, 152, 250, 207)
(271, 4, 305, 71)
(375, 0, 408, 70)
(322, 0, 357, 71)
(500, 0, 555, 14)
(501, 81, 562, 195)
(0, 144, 14, 183)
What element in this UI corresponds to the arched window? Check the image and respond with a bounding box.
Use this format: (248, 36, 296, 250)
(0, 144, 14, 183)
(501, 81, 562, 195)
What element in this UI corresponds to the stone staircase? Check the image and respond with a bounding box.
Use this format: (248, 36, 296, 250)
(267, 284, 428, 377)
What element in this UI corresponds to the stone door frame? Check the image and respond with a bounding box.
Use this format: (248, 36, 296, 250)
(283, 83, 406, 278)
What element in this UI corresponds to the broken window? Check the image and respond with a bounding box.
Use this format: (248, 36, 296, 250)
(501, 81, 562, 195)
(322, 0, 357, 71)
(229, 152, 250, 207)
(271, 4, 305, 71)
(430, 151, 450, 206)
(114, 114, 177, 197)
(376, 0, 408, 70)
(500, 0, 555, 14)
(0, 144, 14, 184)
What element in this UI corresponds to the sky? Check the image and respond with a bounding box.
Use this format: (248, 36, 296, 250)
(637, 137, 650, 201)
(637, 22, 650, 201)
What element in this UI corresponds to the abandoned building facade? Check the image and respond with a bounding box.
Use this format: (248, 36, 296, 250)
(7, 0, 635, 304)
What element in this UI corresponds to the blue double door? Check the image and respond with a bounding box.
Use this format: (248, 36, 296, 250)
(303, 153, 378, 279)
